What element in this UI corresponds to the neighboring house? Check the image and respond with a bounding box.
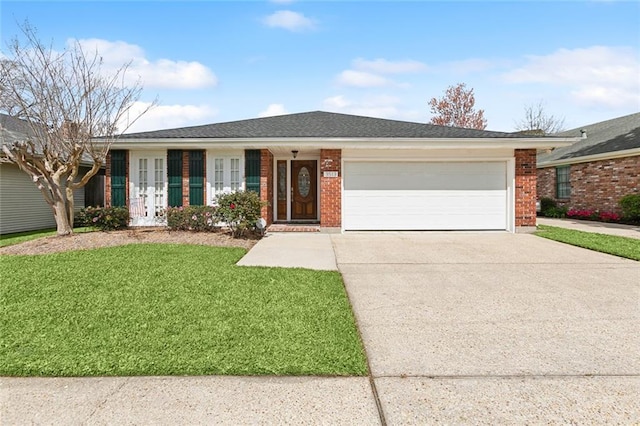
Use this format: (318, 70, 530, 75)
(104, 111, 577, 232)
(0, 113, 105, 234)
(537, 113, 640, 214)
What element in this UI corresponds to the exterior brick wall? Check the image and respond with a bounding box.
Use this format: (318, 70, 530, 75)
(104, 150, 129, 208)
(320, 149, 342, 227)
(515, 149, 537, 227)
(182, 150, 190, 207)
(537, 155, 639, 213)
(260, 149, 273, 225)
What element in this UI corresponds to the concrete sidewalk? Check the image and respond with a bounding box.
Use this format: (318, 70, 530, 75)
(537, 217, 640, 239)
(236, 232, 338, 270)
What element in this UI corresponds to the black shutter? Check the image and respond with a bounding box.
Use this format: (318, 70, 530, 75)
(110, 150, 126, 207)
(245, 150, 261, 195)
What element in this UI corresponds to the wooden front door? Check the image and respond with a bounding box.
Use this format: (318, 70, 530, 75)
(291, 160, 317, 220)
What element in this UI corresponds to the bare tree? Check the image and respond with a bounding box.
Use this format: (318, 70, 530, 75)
(0, 23, 153, 236)
(514, 101, 565, 135)
(428, 83, 487, 130)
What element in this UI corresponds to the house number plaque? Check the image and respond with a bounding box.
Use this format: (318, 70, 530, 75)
(323, 171, 339, 178)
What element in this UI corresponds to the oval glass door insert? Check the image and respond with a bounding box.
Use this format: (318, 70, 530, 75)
(298, 167, 310, 197)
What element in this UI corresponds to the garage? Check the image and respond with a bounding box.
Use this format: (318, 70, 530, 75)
(343, 161, 509, 231)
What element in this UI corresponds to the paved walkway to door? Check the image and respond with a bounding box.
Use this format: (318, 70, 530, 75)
(537, 217, 640, 239)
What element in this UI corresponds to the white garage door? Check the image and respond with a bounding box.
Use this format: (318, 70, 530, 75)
(343, 161, 508, 231)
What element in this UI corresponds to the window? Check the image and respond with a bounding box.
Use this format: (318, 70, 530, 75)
(213, 157, 242, 197)
(139, 158, 148, 206)
(230, 158, 240, 191)
(154, 158, 164, 216)
(556, 166, 570, 199)
(214, 158, 224, 195)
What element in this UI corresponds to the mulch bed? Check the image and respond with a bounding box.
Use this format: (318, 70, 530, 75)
(0, 228, 258, 256)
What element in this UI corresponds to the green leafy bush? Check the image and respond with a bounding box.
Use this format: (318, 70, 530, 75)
(215, 191, 266, 237)
(619, 194, 640, 224)
(544, 206, 568, 219)
(540, 197, 557, 216)
(166, 206, 218, 232)
(78, 206, 129, 231)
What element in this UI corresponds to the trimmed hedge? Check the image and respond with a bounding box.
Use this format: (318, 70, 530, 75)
(77, 206, 130, 231)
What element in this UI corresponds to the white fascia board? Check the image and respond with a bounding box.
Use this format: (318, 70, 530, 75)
(107, 136, 580, 150)
(537, 147, 640, 168)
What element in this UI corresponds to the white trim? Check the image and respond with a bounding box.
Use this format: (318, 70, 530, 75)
(205, 150, 245, 206)
(109, 137, 579, 151)
(537, 147, 640, 168)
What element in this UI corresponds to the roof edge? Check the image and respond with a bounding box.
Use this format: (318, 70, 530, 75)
(537, 147, 640, 168)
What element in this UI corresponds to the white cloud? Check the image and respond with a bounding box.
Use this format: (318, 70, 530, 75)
(336, 57, 426, 88)
(502, 46, 640, 108)
(352, 58, 428, 74)
(258, 103, 288, 117)
(263, 10, 316, 32)
(121, 102, 218, 133)
(336, 70, 392, 88)
(322, 94, 422, 121)
(75, 38, 217, 89)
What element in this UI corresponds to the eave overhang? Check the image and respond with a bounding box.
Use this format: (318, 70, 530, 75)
(101, 136, 580, 151)
(537, 147, 640, 168)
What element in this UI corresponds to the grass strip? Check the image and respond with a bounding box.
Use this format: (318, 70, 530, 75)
(0, 244, 368, 377)
(0, 227, 94, 247)
(535, 225, 640, 261)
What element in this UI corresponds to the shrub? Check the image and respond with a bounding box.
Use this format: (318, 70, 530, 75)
(166, 205, 218, 232)
(78, 206, 129, 231)
(215, 191, 266, 237)
(567, 209, 598, 220)
(540, 197, 557, 216)
(598, 211, 621, 222)
(619, 194, 640, 223)
(545, 206, 568, 218)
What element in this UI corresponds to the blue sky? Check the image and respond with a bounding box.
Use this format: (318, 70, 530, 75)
(1, 1, 639, 133)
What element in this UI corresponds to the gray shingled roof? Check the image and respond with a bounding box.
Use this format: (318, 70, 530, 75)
(538, 112, 640, 164)
(0, 113, 39, 147)
(119, 111, 546, 139)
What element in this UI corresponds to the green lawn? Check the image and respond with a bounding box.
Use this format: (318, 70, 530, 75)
(0, 244, 368, 377)
(535, 225, 640, 261)
(0, 227, 94, 247)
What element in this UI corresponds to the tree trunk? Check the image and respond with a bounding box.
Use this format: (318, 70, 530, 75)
(52, 199, 74, 236)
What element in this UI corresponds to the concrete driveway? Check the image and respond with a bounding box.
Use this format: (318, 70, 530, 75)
(332, 232, 640, 423)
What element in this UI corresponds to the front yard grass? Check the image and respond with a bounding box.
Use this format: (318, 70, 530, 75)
(0, 244, 368, 377)
(0, 227, 93, 247)
(535, 225, 640, 261)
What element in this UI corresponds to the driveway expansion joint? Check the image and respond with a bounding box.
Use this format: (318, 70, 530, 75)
(373, 374, 640, 380)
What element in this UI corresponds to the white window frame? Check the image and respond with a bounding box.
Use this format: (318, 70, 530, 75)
(206, 151, 245, 205)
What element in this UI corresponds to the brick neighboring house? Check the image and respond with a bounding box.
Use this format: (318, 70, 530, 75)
(103, 111, 577, 233)
(537, 113, 640, 215)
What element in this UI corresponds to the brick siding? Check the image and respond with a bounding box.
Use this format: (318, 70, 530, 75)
(537, 155, 639, 213)
(320, 149, 342, 227)
(260, 149, 274, 225)
(515, 149, 537, 227)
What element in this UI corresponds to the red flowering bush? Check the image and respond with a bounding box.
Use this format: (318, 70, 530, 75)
(598, 211, 620, 222)
(215, 191, 266, 237)
(566, 209, 597, 220)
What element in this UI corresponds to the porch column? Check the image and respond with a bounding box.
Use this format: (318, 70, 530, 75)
(260, 149, 273, 225)
(320, 149, 342, 228)
(515, 149, 537, 231)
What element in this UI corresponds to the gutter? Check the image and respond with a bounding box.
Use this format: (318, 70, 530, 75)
(537, 147, 640, 168)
